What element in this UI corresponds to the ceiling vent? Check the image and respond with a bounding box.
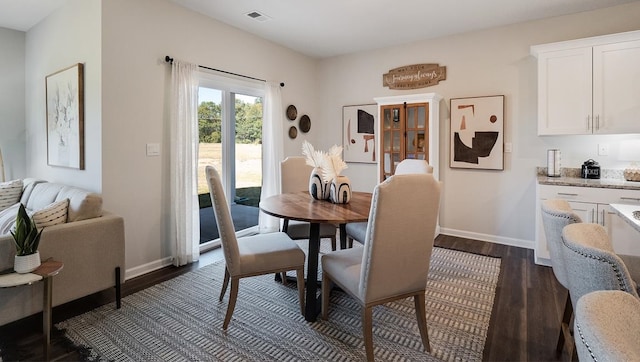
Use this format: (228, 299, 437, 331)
(245, 11, 271, 22)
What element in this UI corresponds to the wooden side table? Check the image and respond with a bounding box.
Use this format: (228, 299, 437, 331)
(0, 259, 63, 361)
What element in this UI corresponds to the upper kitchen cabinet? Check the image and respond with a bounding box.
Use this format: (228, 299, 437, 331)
(532, 31, 640, 135)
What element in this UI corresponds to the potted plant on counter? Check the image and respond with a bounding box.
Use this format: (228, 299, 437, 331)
(11, 204, 43, 273)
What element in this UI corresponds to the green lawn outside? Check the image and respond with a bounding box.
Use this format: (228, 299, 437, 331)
(198, 143, 262, 208)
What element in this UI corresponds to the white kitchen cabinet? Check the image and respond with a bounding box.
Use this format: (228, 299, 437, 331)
(535, 48, 592, 135)
(532, 31, 640, 135)
(535, 183, 640, 265)
(593, 39, 640, 134)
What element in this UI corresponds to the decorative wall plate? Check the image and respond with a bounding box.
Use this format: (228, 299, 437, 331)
(286, 105, 297, 121)
(288, 126, 298, 139)
(300, 115, 311, 133)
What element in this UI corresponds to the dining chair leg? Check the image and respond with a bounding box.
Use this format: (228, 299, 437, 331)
(296, 268, 305, 315)
(321, 273, 331, 320)
(363, 306, 374, 362)
(219, 267, 230, 301)
(222, 278, 239, 330)
(330, 236, 337, 251)
(280, 272, 287, 285)
(414, 292, 431, 353)
(347, 237, 354, 249)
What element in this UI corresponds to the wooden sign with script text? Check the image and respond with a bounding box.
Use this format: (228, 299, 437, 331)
(383, 63, 446, 90)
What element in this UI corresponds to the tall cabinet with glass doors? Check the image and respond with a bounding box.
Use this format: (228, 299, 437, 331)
(374, 94, 442, 182)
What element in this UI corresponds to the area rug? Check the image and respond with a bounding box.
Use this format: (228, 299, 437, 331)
(56, 246, 501, 361)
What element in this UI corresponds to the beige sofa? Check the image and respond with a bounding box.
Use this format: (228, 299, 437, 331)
(0, 179, 125, 326)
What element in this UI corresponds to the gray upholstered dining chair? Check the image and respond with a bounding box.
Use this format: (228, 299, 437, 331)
(574, 290, 640, 362)
(344, 159, 433, 247)
(280, 156, 337, 250)
(561, 222, 640, 310)
(321, 173, 441, 361)
(205, 165, 306, 330)
(540, 199, 582, 357)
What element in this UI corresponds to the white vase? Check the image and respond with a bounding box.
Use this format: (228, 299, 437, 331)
(14, 251, 41, 274)
(309, 167, 330, 200)
(330, 175, 352, 204)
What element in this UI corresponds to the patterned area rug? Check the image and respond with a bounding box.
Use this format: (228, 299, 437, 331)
(57, 245, 501, 361)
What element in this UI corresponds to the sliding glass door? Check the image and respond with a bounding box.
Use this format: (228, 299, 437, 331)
(197, 77, 263, 248)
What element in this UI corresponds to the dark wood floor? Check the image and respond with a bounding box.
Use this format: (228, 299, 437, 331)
(0, 234, 569, 361)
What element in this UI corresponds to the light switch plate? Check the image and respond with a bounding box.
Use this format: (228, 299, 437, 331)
(146, 143, 160, 156)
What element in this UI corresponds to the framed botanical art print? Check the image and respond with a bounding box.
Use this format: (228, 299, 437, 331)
(46, 63, 84, 169)
(450, 95, 504, 170)
(342, 104, 377, 163)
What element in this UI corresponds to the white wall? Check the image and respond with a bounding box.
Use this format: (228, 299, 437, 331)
(17, 0, 640, 277)
(317, 2, 640, 248)
(0, 27, 25, 180)
(24, 0, 102, 191)
(100, 0, 320, 277)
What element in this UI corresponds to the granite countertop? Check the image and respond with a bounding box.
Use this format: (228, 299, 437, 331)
(536, 167, 640, 191)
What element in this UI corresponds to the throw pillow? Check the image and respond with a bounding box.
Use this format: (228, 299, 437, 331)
(30, 199, 69, 228)
(0, 202, 20, 236)
(0, 179, 23, 212)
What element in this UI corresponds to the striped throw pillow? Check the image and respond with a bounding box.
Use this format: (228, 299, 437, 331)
(0, 202, 20, 236)
(31, 199, 69, 228)
(0, 180, 23, 212)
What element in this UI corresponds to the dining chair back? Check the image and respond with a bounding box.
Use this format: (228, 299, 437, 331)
(394, 159, 434, 175)
(345, 159, 433, 247)
(540, 198, 582, 357)
(280, 156, 337, 250)
(205, 165, 306, 330)
(322, 173, 441, 361)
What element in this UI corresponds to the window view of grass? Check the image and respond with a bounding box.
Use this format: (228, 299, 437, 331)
(197, 92, 263, 210)
(197, 143, 262, 208)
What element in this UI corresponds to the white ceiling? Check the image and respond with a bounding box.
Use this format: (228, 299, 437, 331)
(0, 0, 67, 32)
(1, 0, 638, 58)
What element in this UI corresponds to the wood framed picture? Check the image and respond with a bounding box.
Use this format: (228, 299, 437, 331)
(450, 95, 504, 170)
(342, 104, 377, 163)
(46, 63, 84, 169)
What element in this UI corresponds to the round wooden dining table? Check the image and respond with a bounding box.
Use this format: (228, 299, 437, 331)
(260, 191, 372, 322)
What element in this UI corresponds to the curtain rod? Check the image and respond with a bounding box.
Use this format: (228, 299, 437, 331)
(165, 56, 284, 87)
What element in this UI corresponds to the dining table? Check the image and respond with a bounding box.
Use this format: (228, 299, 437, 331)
(260, 191, 372, 322)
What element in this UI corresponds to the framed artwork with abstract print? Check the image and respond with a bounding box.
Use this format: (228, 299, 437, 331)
(450, 95, 504, 170)
(342, 104, 377, 163)
(46, 63, 85, 170)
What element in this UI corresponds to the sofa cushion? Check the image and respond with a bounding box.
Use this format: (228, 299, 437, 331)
(19, 178, 47, 205)
(0, 180, 23, 212)
(25, 183, 102, 222)
(30, 199, 69, 228)
(0, 202, 20, 236)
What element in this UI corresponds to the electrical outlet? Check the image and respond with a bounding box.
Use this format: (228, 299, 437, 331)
(598, 143, 609, 156)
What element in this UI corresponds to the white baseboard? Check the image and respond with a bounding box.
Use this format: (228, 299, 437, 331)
(125, 256, 174, 281)
(439, 227, 534, 250)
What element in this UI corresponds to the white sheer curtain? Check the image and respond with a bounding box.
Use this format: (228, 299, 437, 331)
(259, 81, 284, 233)
(169, 60, 200, 266)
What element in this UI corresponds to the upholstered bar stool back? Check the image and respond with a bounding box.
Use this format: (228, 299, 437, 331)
(561, 223, 639, 309)
(541, 198, 583, 357)
(541, 199, 582, 290)
(575, 290, 640, 362)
